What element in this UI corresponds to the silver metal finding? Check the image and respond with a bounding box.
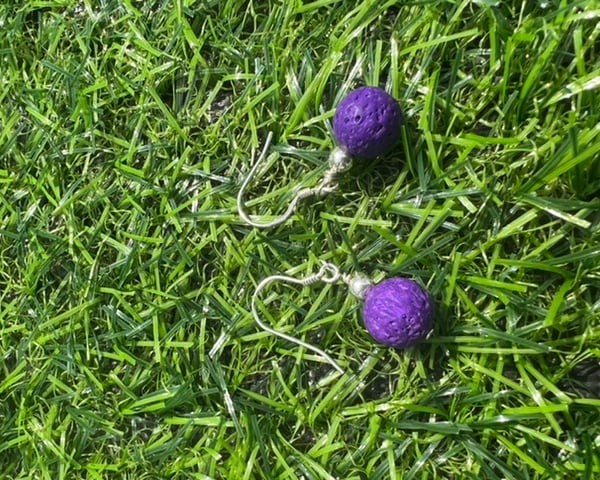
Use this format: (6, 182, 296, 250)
(251, 262, 346, 374)
(237, 132, 353, 228)
(251, 262, 374, 374)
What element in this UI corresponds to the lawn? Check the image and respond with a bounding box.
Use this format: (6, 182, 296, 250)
(1, 0, 600, 478)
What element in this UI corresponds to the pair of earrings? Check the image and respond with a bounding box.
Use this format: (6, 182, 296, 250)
(237, 86, 434, 374)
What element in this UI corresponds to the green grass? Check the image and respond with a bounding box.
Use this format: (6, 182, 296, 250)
(1, 0, 600, 478)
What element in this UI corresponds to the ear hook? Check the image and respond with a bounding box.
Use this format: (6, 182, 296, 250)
(251, 262, 346, 374)
(237, 132, 353, 228)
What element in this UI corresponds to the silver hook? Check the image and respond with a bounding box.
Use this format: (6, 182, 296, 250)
(237, 132, 353, 228)
(251, 262, 346, 374)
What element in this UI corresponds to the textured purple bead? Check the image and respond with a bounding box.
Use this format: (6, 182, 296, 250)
(362, 278, 434, 348)
(333, 86, 403, 159)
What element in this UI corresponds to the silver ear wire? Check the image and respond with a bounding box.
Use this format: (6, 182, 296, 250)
(237, 132, 353, 228)
(251, 262, 346, 374)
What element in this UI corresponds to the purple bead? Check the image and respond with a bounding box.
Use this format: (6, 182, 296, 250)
(332, 86, 403, 159)
(362, 278, 434, 348)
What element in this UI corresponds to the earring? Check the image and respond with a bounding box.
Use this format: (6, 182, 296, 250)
(237, 86, 403, 228)
(252, 262, 434, 374)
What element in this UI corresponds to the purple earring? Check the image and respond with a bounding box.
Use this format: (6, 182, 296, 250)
(237, 86, 403, 228)
(252, 262, 434, 374)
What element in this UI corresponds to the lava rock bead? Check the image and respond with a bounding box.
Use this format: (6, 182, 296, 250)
(332, 86, 403, 159)
(362, 278, 434, 348)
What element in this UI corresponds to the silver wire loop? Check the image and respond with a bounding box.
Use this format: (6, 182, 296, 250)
(237, 132, 353, 228)
(315, 262, 342, 284)
(251, 262, 346, 374)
